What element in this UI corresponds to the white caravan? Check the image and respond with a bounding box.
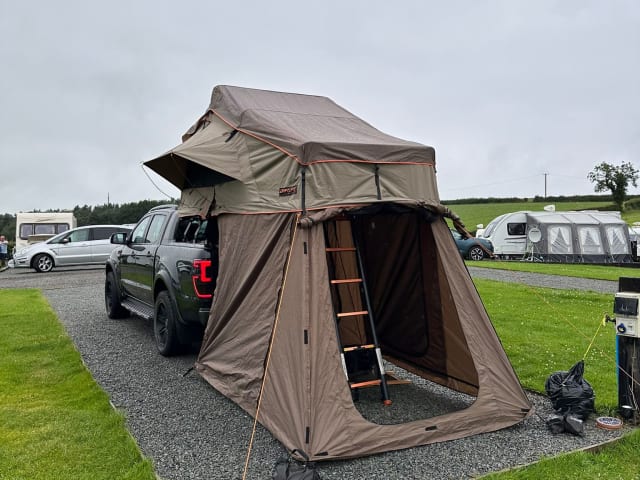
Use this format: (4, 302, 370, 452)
(14, 212, 77, 252)
(479, 210, 632, 263)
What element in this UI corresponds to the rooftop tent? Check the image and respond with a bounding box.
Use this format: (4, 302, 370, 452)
(145, 85, 439, 214)
(144, 85, 532, 460)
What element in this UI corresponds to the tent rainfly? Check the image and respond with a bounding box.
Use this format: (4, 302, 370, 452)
(145, 85, 533, 461)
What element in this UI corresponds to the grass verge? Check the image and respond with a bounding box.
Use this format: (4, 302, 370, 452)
(482, 429, 640, 479)
(476, 279, 639, 479)
(0, 289, 155, 480)
(476, 279, 617, 406)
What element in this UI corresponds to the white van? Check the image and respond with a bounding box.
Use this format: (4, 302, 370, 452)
(15, 212, 77, 252)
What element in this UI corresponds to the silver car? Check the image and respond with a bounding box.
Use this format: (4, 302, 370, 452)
(11, 225, 132, 273)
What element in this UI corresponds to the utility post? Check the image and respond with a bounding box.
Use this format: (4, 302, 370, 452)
(543, 173, 548, 198)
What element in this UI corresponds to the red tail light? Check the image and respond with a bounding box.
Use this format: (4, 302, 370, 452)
(192, 259, 213, 299)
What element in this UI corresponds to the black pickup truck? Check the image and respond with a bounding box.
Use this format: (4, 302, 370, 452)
(104, 205, 217, 355)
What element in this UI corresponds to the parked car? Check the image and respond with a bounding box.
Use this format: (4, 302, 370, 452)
(450, 229, 494, 260)
(10, 225, 132, 272)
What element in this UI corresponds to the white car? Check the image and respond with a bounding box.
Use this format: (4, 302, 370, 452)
(11, 225, 132, 273)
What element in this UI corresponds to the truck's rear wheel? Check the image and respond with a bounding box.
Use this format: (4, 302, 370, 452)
(154, 291, 181, 356)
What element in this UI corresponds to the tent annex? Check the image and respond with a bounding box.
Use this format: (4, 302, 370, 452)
(145, 85, 532, 460)
(480, 210, 632, 263)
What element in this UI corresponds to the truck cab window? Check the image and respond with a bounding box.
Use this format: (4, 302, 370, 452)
(145, 215, 167, 244)
(131, 216, 152, 244)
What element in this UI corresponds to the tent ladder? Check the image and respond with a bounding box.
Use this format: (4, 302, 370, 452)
(326, 217, 392, 406)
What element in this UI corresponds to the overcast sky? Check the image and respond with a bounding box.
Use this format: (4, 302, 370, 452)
(1, 1, 639, 214)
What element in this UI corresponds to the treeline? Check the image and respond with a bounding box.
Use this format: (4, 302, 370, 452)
(73, 199, 175, 226)
(0, 199, 175, 242)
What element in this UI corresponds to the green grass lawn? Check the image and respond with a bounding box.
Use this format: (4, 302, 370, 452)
(475, 279, 616, 406)
(0, 289, 155, 480)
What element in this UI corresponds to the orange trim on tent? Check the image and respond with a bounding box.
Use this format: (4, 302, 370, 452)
(211, 110, 435, 167)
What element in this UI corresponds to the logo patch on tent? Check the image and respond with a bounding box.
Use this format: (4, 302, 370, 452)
(279, 185, 298, 196)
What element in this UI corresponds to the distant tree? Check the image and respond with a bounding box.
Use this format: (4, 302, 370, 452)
(0, 213, 16, 241)
(73, 205, 93, 226)
(587, 162, 639, 211)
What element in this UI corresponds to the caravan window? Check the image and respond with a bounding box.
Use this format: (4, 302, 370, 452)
(19, 222, 70, 240)
(483, 220, 499, 237)
(507, 223, 526, 236)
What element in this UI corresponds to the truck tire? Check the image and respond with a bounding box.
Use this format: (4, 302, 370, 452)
(154, 290, 181, 356)
(105, 271, 127, 319)
(33, 253, 54, 273)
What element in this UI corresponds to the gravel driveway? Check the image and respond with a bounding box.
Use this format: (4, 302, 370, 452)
(0, 266, 629, 479)
(467, 266, 619, 294)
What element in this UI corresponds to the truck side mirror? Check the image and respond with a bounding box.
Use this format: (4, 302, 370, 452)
(110, 232, 128, 245)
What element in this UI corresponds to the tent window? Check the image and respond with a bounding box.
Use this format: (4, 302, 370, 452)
(577, 226, 604, 255)
(547, 225, 572, 254)
(606, 225, 629, 254)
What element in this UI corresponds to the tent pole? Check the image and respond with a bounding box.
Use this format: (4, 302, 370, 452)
(301, 166, 307, 215)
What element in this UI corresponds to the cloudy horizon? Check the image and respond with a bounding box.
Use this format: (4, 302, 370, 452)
(1, 1, 639, 213)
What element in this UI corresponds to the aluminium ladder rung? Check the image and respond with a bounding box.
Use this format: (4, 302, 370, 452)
(336, 310, 369, 318)
(343, 344, 375, 352)
(350, 379, 381, 389)
(330, 278, 362, 285)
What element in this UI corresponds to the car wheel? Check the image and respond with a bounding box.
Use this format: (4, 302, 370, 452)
(468, 246, 485, 261)
(154, 290, 181, 356)
(33, 253, 54, 273)
(105, 271, 127, 319)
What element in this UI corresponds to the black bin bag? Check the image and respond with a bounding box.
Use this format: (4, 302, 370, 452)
(545, 360, 595, 420)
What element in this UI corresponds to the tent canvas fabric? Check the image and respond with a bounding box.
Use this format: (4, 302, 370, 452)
(144, 85, 533, 460)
